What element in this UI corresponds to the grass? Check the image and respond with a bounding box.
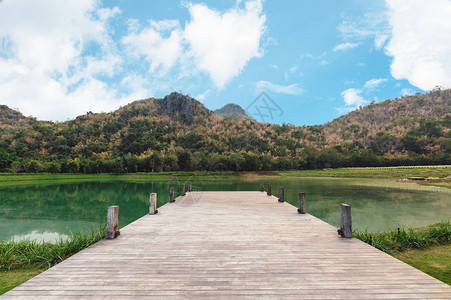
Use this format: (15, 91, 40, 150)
(0, 226, 105, 271)
(0, 227, 106, 295)
(393, 244, 451, 285)
(355, 222, 451, 285)
(354, 222, 451, 253)
(0, 166, 449, 189)
(281, 165, 451, 179)
(419, 182, 451, 189)
(0, 171, 238, 188)
(0, 267, 43, 295)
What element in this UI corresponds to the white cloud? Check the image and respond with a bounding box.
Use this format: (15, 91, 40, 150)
(0, 0, 133, 121)
(184, 0, 266, 88)
(363, 78, 387, 90)
(319, 60, 329, 66)
(121, 20, 183, 74)
(341, 88, 365, 106)
(256, 80, 303, 95)
(195, 89, 210, 101)
(0, 0, 267, 121)
(401, 88, 414, 96)
(339, 77, 386, 111)
(385, 0, 451, 90)
(333, 42, 359, 52)
(338, 7, 390, 50)
(289, 65, 299, 74)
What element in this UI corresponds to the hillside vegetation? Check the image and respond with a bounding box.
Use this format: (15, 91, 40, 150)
(0, 89, 449, 173)
(213, 103, 254, 120)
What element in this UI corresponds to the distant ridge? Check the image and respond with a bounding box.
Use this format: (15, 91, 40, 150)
(0, 89, 449, 173)
(214, 103, 254, 120)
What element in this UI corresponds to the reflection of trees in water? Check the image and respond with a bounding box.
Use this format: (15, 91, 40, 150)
(1, 179, 449, 237)
(0, 182, 172, 225)
(244, 178, 450, 231)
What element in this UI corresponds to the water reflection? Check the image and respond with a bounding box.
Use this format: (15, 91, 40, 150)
(0, 178, 449, 242)
(10, 230, 69, 243)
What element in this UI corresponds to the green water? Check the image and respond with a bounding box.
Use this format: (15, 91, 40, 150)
(0, 177, 450, 242)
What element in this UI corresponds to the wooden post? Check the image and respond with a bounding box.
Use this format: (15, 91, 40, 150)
(170, 187, 175, 203)
(278, 186, 284, 202)
(149, 193, 158, 215)
(188, 181, 192, 192)
(181, 183, 186, 196)
(260, 182, 264, 192)
(267, 183, 272, 196)
(297, 193, 306, 214)
(106, 205, 120, 239)
(340, 204, 352, 238)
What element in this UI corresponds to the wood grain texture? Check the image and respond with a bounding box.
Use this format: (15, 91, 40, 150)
(106, 205, 119, 239)
(298, 192, 306, 214)
(4, 192, 450, 299)
(149, 193, 157, 215)
(340, 203, 352, 238)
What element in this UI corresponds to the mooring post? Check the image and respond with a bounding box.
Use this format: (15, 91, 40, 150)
(278, 186, 284, 202)
(267, 183, 272, 196)
(260, 182, 264, 192)
(340, 203, 352, 238)
(188, 181, 192, 192)
(297, 193, 306, 214)
(170, 187, 175, 203)
(181, 183, 186, 196)
(106, 205, 120, 239)
(149, 193, 158, 215)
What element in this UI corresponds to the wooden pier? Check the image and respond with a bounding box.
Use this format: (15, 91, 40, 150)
(4, 191, 450, 299)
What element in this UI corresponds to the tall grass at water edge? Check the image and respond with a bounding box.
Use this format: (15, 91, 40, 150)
(0, 226, 106, 271)
(354, 221, 451, 253)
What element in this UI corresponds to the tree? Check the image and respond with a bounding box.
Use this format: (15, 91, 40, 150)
(46, 161, 61, 173)
(0, 148, 12, 171)
(401, 135, 424, 154)
(25, 160, 42, 173)
(11, 161, 22, 173)
(228, 152, 245, 171)
(66, 159, 80, 173)
(177, 151, 192, 171)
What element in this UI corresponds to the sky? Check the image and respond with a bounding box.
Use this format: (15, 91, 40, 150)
(0, 0, 450, 125)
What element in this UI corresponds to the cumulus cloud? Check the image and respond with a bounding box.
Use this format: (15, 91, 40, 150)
(0, 0, 135, 120)
(333, 42, 360, 52)
(0, 0, 266, 120)
(184, 0, 266, 88)
(341, 88, 365, 107)
(339, 78, 386, 112)
(256, 80, 303, 95)
(385, 0, 451, 90)
(121, 20, 183, 74)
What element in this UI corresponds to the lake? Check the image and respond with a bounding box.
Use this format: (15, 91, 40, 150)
(1, 177, 450, 242)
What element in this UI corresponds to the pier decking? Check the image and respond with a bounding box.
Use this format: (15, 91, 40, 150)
(4, 191, 450, 299)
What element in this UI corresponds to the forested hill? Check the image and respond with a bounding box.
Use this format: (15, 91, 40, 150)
(0, 105, 35, 133)
(0, 89, 449, 173)
(213, 103, 254, 120)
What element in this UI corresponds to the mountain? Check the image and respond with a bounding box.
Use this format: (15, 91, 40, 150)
(323, 88, 450, 156)
(214, 103, 254, 120)
(0, 89, 449, 173)
(0, 105, 35, 134)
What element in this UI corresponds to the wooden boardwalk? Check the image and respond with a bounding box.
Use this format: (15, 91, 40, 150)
(4, 191, 450, 299)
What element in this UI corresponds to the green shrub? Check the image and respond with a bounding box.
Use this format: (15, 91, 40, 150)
(355, 222, 451, 253)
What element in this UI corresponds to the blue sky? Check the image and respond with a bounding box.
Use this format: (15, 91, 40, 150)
(0, 0, 450, 125)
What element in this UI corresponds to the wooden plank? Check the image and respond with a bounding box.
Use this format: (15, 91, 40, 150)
(4, 191, 450, 299)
